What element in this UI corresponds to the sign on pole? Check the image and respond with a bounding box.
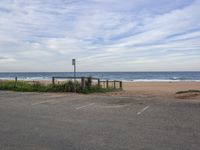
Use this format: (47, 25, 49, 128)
(72, 59, 76, 66)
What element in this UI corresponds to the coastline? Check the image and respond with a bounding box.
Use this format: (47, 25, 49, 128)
(1, 77, 200, 83)
(1, 78, 200, 93)
(1, 79, 200, 99)
(0, 71, 200, 82)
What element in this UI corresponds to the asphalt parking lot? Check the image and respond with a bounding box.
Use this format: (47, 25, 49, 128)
(0, 91, 200, 150)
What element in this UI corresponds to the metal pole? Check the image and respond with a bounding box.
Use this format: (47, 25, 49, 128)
(74, 63, 76, 92)
(72, 59, 76, 93)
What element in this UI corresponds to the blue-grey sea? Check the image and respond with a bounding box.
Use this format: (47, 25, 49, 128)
(0, 72, 200, 82)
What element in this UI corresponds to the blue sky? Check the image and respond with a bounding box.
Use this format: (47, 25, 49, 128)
(0, 0, 200, 71)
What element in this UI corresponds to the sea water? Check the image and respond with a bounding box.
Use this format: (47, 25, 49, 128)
(0, 72, 200, 82)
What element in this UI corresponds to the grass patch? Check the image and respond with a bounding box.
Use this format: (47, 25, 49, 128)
(0, 80, 118, 94)
(176, 89, 200, 94)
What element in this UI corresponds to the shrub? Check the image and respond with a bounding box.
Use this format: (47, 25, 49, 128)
(0, 80, 118, 94)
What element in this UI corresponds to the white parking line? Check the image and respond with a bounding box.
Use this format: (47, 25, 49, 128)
(101, 104, 130, 108)
(31, 100, 56, 106)
(137, 106, 149, 115)
(76, 103, 95, 110)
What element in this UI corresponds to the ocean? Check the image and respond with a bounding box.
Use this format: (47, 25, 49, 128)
(0, 72, 200, 82)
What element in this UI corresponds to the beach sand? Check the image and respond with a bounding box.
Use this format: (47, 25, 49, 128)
(107, 82, 200, 100)
(123, 82, 200, 94)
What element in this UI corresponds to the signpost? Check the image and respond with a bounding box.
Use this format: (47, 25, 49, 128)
(72, 59, 76, 92)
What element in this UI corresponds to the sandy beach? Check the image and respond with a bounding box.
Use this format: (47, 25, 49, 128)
(37, 80, 200, 95)
(108, 81, 200, 100)
(123, 81, 200, 93)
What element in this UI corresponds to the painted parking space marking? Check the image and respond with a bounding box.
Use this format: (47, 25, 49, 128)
(137, 106, 149, 115)
(31, 100, 57, 105)
(100, 104, 130, 108)
(75, 103, 95, 110)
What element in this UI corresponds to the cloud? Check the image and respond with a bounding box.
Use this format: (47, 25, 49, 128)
(0, 0, 199, 71)
(0, 56, 7, 60)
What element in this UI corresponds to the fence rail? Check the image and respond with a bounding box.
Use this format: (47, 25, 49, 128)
(99, 80, 122, 89)
(52, 76, 122, 89)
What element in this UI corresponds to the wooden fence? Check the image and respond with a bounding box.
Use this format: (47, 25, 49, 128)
(3, 76, 123, 89)
(52, 76, 122, 89)
(99, 80, 122, 89)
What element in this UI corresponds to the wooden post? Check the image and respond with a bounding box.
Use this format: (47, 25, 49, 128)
(97, 79, 100, 87)
(52, 77, 55, 85)
(81, 77, 85, 89)
(106, 80, 109, 88)
(114, 80, 116, 89)
(120, 81, 122, 89)
(14, 77, 17, 88)
(88, 77, 92, 87)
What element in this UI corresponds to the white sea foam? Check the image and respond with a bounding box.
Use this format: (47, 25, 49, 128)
(122, 79, 200, 82)
(0, 72, 200, 82)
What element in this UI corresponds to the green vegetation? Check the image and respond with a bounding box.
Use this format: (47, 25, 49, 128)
(0, 80, 118, 94)
(176, 89, 200, 94)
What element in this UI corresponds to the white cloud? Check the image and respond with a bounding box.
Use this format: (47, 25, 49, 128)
(0, 0, 199, 71)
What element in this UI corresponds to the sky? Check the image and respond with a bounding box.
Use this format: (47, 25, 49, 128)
(0, 0, 200, 72)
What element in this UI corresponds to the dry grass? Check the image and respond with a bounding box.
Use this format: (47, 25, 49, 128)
(175, 90, 200, 99)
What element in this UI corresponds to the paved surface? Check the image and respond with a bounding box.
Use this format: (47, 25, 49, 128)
(0, 91, 200, 150)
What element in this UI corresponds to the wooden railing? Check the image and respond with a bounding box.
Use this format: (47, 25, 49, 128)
(1, 76, 123, 90)
(52, 76, 122, 89)
(99, 80, 122, 89)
